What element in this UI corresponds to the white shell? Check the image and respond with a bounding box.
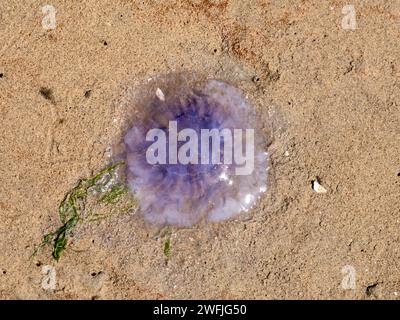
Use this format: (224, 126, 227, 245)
(312, 180, 327, 193)
(156, 88, 165, 101)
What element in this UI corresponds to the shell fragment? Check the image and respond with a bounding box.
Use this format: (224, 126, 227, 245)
(312, 179, 327, 193)
(156, 88, 165, 101)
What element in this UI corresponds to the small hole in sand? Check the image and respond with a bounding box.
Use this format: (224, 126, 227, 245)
(39, 87, 54, 101)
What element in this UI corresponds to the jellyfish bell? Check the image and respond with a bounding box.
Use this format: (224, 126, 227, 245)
(116, 73, 269, 227)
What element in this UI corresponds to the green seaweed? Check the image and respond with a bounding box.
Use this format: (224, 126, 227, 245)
(33, 162, 131, 261)
(162, 227, 173, 259)
(163, 237, 171, 259)
(87, 199, 136, 223)
(99, 184, 129, 204)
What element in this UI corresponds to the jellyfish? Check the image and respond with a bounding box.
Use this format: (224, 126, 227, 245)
(119, 73, 269, 227)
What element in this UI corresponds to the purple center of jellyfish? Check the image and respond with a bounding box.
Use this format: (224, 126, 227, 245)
(123, 77, 268, 227)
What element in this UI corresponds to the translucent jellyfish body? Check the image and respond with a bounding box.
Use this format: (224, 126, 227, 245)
(121, 74, 269, 227)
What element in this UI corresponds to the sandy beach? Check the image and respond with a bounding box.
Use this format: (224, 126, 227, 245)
(0, 0, 399, 299)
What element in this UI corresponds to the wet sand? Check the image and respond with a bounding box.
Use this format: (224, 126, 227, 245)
(0, 0, 399, 299)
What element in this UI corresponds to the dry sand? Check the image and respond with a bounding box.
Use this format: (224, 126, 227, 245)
(0, 0, 399, 299)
